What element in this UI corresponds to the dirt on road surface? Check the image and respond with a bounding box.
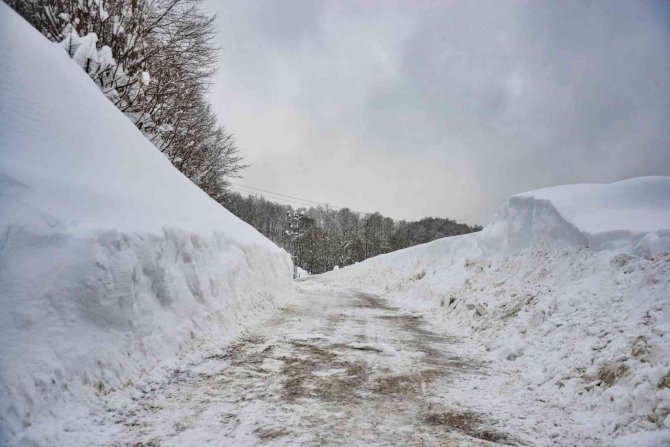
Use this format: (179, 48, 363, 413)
(109, 281, 523, 446)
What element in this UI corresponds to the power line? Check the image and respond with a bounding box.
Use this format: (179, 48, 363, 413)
(232, 183, 333, 207)
(230, 182, 343, 210)
(232, 186, 322, 209)
(245, 193, 320, 209)
(233, 184, 320, 206)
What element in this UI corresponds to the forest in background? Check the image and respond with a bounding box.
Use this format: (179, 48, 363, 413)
(224, 192, 482, 274)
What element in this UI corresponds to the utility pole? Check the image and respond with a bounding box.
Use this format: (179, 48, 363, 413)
(286, 211, 303, 279)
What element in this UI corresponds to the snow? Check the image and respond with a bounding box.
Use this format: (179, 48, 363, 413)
(1, 3, 669, 445)
(0, 5, 293, 445)
(610, 430, 670, 447)
(322, 176, 670, 445)
(98, 6, 109, 23)
(517, 177, 670, 235)
(61, 28, 100, 70)
(140, 71, 150, 86)
(480, 176, 670, 257)
(512, 177, 670, 255)
(295, 266, 310, 279)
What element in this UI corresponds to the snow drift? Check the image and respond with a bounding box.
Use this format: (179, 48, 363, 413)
(322, 177, 670, 445)
(482, 177, 670, 257)
(0, 5, 292, 444)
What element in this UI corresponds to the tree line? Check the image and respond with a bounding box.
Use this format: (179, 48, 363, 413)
(8, 0, 245, 201)
(224, 192, 482, 274)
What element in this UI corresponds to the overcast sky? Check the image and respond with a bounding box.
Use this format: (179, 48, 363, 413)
(203, 0, 669, 225)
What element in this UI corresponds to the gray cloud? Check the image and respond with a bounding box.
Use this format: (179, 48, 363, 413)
(205, 0, 669, 224)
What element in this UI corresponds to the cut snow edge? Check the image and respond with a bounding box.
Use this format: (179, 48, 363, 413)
(0, 5, 293, 444)
(508, 176, 670, 257)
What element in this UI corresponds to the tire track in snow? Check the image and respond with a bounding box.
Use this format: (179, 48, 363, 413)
(108, 283, 518, 446)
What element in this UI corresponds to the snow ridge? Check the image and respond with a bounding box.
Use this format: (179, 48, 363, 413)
(509, 177, 670, 256)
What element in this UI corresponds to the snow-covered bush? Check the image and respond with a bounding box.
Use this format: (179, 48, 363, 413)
(6, 0, 245, 200)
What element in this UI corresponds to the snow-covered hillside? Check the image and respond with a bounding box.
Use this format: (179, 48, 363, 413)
(0, 5, 292, 444)
(322, 177, 670, 445)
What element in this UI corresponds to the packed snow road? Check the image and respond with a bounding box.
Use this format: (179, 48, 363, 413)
(109, 281, 527, 446)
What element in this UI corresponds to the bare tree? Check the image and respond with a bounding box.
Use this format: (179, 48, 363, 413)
(8, 0, 246, 199)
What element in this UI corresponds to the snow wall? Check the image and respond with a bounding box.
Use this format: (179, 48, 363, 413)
(346, 175, 669, 271)
(484, 177, 670, 257)
(321, 176, 670, 444)
(0, 5, 293, 443)
(330, 176, 670, 304)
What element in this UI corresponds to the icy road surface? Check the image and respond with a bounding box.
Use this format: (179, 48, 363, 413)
(108, 280, 587, 446)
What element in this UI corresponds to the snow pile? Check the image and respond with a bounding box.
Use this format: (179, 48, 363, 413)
(0, 5, 292, 445)
(322, 177, 670, 445)
(482, 177, 670, 257)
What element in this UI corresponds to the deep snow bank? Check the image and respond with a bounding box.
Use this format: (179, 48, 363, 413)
(321, 177, 670, 445)
(0, 5, 292, 444)
(483, 177, 670, 257)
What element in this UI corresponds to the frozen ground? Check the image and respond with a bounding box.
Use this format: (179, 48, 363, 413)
(81, 281, 599, 446)
(27, 268, 665, 446)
